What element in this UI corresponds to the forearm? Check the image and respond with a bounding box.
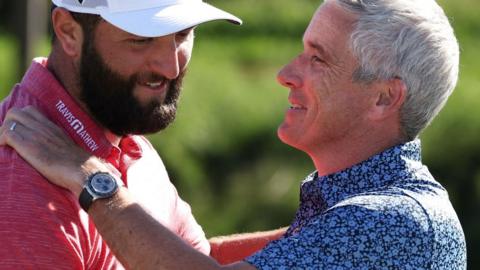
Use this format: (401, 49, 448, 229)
(210, 228, 287, 264)
(0, 108, 256, 269)
(89, 187, 222, 270)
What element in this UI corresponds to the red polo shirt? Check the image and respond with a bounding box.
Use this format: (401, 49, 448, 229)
(0, 58, 209, 269)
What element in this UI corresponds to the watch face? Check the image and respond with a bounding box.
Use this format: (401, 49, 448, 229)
(90, 173, 117, 195)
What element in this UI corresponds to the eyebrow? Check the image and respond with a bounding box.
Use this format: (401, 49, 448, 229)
(305, 40, 335, 62)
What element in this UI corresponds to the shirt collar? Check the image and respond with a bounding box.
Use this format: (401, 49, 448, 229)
(300, 140, 423, 209)
(20, 58, 142, 160)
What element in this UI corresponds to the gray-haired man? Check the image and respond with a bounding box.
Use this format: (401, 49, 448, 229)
(0, 0, 466, 269)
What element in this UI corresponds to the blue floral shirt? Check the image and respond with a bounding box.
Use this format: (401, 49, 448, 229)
(245, 140, 466, 269)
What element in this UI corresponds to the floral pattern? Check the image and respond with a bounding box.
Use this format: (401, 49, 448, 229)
(245, 140, 466, 269)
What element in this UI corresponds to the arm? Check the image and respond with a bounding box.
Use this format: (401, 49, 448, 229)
(66, 178, 258, 270)
(0, 126, 119, 268)
(210, 228, 287, 265)
(89, 187, 220, 269)
(126, 137, 211, 255)
(0, 107, 256, 270)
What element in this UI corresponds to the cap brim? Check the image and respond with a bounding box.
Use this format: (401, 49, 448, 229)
(100, 2, 242, 37)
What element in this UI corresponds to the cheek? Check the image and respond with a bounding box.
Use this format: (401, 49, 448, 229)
(306, 83, 356, 127)
(305, 74, 331, 113)
(97, 44, 144, 77)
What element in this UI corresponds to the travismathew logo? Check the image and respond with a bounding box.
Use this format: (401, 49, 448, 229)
(55, 100, 99, 152)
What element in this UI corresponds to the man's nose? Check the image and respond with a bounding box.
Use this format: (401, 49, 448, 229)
(277, 57, 302, 89)
(148, 35, 180, 80)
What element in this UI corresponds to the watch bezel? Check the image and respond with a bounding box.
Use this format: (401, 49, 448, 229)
(86, 172, 119, 199)
(79, 172, 120, 212)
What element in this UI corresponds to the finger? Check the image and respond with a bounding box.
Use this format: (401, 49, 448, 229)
(0, 118, 73, 190)
(3, 107, 38, 134)
(0, 117, 62, 161)
(21, 106, 47, 122)
(4, 107, 67, 142)
(0, 120, 10, 142)
(2, 111, 56, 151)
(1, 109, 67, 155)
(1, 117, 72, 173)
(0, 120, 18, 146)
(22, 106, 62, 132)
(22, 106, 71, 140)
(0, 119, 27, 150)
(3, 112, 84, 164)
(2, 108, 108, 196)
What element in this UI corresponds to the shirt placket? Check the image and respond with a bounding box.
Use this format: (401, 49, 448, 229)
(103, 137, 143, 187)
(286, 178, 327, 237)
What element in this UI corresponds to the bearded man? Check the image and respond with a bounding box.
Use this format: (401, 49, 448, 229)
(0, 0, 240, 268)
(0, 0, 467, 269)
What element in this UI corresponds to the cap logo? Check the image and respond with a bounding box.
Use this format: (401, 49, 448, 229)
(77, 0, 84, 4)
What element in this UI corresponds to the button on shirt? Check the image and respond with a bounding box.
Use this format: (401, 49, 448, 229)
(0, 58, 209, 269)
(246, 141, 466, 269)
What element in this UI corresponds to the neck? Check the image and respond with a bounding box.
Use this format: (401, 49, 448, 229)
(105, 131, 122, 147)
(47, 49, 86, 110)
(309, 128, 405, 177)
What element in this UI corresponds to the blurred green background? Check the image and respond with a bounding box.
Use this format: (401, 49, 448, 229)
(1, 0, 479, 267)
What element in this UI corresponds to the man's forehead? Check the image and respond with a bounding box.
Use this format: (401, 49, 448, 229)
(301, 1, 358, 63)
(306, 2, 356, 37)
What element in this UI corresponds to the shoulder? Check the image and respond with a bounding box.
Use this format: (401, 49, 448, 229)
(0, 151, 97, 263)
(131, 135, 155, 151)
(333, 191, 430, 225)
(311, 194, 433, 246)
(247, 193, 434, 269)
(0, 84, 42, 122)
(0, 150, 79, 213)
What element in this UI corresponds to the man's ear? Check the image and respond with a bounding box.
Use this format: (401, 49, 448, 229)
(51, 8, 84, 58)
(369, 78, 407, 121)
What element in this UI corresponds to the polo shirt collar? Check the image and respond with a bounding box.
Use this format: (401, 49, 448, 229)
(21, 58, 114, 159)
(300, 140, 424, 210)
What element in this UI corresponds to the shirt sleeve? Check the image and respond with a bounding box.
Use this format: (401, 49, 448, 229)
(131, 136, 211, 255)
(0, 150, 122, 270)
(245, 195, 433, 269)
(170, 184, 211, 255)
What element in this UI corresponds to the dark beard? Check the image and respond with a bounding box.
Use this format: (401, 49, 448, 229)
(79, 37, 184, 136)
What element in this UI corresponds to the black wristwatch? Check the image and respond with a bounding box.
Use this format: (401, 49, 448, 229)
(79, 172, 120, 212)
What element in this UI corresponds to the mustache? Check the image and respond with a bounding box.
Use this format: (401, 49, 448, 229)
(134, 72, 170, 84)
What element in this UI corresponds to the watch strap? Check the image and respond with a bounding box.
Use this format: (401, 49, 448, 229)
(79, 187, 94, 212)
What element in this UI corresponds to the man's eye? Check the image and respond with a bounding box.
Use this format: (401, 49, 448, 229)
(176, 29, 194, 40)
(178, 32, 189, 38)
(129, 38, 153, 45)
(311, 55, 325, 63)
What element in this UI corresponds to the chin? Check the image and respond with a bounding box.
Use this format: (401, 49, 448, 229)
(277, 124, 297, 147)
(278, 123, 314, 155)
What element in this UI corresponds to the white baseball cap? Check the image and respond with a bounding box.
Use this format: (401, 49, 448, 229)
(51, 0, 242, 37)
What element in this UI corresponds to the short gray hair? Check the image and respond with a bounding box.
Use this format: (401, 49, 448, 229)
(335, 0, 459, 140)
